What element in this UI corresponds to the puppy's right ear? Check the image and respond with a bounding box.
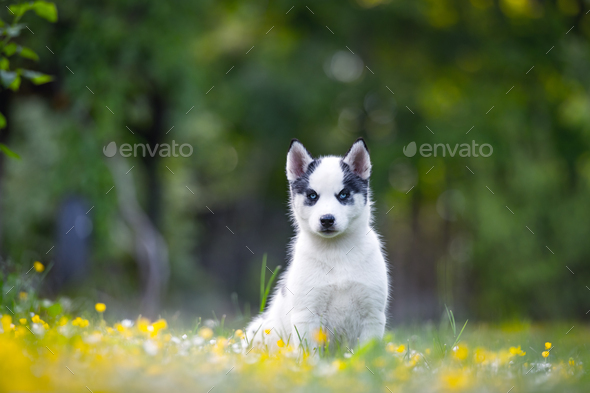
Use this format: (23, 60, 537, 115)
(286, 139, 313, 182)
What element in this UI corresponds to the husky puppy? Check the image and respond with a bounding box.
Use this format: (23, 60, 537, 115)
(245, 138, 389, 352)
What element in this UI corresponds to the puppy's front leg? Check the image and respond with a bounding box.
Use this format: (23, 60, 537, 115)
(358, 312, 386, 345)
(290, 310, 320, 352)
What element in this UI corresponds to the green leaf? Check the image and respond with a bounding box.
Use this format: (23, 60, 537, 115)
(31, 73, 53, 84)
(9, 3, 34, 18)
(3, 42, 17, 56)
(32, 1, 58, 23)
(47, 303, 63, 317)
(0, 57, 8, 70)
(0, 143, 20, 159)
(19, 46, 39, 61)
(0, 112, 6, 129)
(21, 69, 53, 84)
(8, 74, 20, 91)
(0, 69, 17, 87)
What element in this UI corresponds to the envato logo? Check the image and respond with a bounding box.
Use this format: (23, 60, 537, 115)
(103, 141, 193, 158)
(403, 141, 493, 158)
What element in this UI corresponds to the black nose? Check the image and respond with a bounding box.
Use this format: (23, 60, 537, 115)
(320, 214, 335, 228)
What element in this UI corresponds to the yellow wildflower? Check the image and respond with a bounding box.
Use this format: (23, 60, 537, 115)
(313, 328, 328, 344)
(396, 344, 406, 353)
(137, 318, 151, 333)
(32, 315, 41, 324)
(509, 346, 526, 356)
(264, 329, 272, 335)
(72, 317, 89, 327)
(150, 319, 167, 336)
(95, 303, 106, 313)
(569, 357, 575, 366)
(19, 318, 27, 325)
(545, 342, 552, 349)
(34, 261, 44, 272)
(453, 345, 469, 361)
(216, 337, 227, 347)
(19, 292, 27, 300)
(1, 315, 12, 331)
(59, 316, 68, 326)
(542, 351, 549, 358)
(14, 325, 27, 337)
(277, 339, 285, 347)
(474, 348, 487, 363)
(153, 319, 167, 331)
(199, 327, 214, 339)
(234, 329, 244, 339)
(332, 360, 345, 370)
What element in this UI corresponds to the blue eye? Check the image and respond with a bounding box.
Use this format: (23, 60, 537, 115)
(308, 192, 318, 200)
(339, 191, 349, 199)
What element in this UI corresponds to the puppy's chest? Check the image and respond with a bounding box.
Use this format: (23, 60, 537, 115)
(290, 267, 382, 319)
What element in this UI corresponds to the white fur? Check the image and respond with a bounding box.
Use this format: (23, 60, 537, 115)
(245, 140, 389, 352)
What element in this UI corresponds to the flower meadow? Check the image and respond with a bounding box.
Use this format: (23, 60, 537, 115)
(1, 263, 588, 393)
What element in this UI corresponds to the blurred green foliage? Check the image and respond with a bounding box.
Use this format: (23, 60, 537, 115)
(0, 1, 56, 156)
(0, 0, 589, 322)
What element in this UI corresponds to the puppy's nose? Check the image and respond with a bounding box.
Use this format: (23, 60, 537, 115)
(320, 214, 335, 228)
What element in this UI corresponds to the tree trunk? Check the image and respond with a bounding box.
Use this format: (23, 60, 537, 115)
(107, 156, 169, 319)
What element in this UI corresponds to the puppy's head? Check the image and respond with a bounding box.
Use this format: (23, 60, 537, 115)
(286, 138, 371, 238)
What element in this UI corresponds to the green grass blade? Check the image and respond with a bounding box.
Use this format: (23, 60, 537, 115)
(452, 319, 469, 348)
(433, 332, 446, 357)
(261, 265, 281, 312)
(192, 317, 201, 334)
(294, 324, 308, 354)
(259, 253, 267, 312)
(247, 324, 263, 351)
(445, 305, 455, 336)
(294, 324, 302, 344)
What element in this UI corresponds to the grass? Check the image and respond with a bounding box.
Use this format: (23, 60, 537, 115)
(0, 260, 588, 392)
(259, 253, 281, 313)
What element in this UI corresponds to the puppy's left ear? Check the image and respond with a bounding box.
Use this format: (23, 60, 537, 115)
(342, 138, 371, 180)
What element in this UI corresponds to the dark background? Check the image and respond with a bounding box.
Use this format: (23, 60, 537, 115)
(1, 0, 589, 325)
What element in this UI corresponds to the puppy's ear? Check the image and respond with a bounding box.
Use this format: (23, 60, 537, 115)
(286, 139, 313, 182)
(342, 138, 371, 180)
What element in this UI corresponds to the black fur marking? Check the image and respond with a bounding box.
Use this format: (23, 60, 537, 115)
(288, 138, 312, 156)
(343, 137, 370, 158)
(339, 161, 368, 205)
(291, 158, 321, 206)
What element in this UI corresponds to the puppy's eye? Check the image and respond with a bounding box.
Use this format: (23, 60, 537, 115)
(338, 191, 349, 200)
(308, 192, 318, 200)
